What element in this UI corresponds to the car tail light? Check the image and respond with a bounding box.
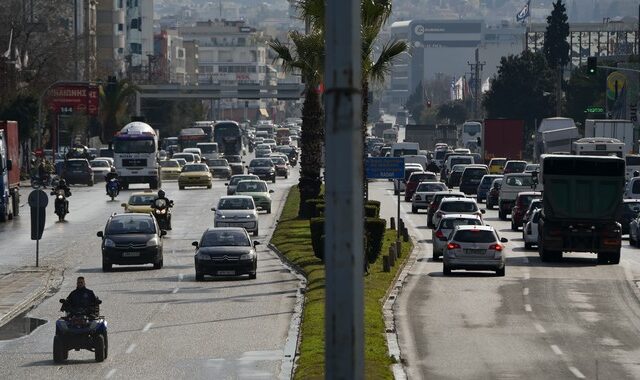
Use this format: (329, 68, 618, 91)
(489, 243, 503, 251)
(435, 230, 445, 239)
(447, 242, 460, 250)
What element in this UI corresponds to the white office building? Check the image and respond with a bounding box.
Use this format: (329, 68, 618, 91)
(126, 0, 154, 69)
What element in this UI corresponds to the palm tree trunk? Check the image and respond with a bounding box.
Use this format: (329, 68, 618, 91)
(298, 87, 324, 217)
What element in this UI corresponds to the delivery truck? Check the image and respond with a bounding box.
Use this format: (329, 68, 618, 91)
(0, 121, 20, 222)
(481, 119, 524, 164)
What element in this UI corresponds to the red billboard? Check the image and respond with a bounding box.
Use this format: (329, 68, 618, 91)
(47, 83, 100, 116)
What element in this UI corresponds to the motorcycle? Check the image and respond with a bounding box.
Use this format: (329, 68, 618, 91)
(31, 173, 60, 189)
(54, 299, 107, 363)
(289, 155, 298, 167)
(152, 198, 173, 230)
(106, 178, 120, 200)
(51, 189, 68, 222)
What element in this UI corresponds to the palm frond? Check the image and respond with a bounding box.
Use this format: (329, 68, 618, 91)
(368, 39, 408, 84)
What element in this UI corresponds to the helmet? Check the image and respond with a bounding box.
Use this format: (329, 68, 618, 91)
(110, 167, 116, 173)
(634, 171, 639, 177)
(59, 179, 67, 187)
(158, 189, 165, 198)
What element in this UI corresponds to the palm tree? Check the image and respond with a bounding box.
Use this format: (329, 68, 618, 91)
(99, 78, 138, 146)
(270, 31, 325, 217)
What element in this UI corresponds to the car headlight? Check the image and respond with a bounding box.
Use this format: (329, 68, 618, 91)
(246, 214, 255, 219)
(57, 195, 64, 200)
(146, 237, 159, 247)
(155, 209, 166, 215)
(240, 251, 256, 260)
(217, 212, 226, 219)
(104, 238, 116, 248)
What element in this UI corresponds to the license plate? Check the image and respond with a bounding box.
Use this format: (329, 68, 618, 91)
(464, 249, 485, 255)
(218, 270, 236, 276)
(122, 252, 140, 257)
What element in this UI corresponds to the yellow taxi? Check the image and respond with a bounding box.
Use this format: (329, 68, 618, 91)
(121, 190, 158, 213)
(160, 159, 182, 180)
(488, 158, 507, 175)
(178, 163, 212, 190)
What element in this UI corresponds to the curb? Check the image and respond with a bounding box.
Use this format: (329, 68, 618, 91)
(0, 267, 58, 328)
(382, 238, 418, 380)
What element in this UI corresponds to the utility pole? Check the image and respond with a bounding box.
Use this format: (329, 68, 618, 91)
(74, 0, 78, 81)
(324, 0, 363, 378)
(467, 48, 485, 119)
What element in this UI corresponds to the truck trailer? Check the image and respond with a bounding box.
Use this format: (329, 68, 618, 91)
(481, 119, 524, 164)
(0, 121, 20, 222)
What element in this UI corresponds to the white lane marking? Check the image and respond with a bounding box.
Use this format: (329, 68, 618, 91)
(523, 287, 529, 296)
(105, 369, 117, 379)
(568, 366, 586, 379)
(178, 273, 184, 282)
(524, 304, 533, 312)
(142, 322, 153, 332)
(524, 272, 530, 280)
(125, 343, 137, 354)
(172, 287, 179, 294)
(534, 323, 546, 333)
(550, 345, 563, 356)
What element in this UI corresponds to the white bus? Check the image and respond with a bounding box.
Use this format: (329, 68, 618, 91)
(391, 142, 419, 158)
(461, 121, 482, 151)
(571, 137, 624, 158)
(382, 128, 398, 145)
(113, 122, 160, 189)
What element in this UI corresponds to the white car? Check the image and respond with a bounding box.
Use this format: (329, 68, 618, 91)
(394, 164, 424, 195)
(523, 208, 541, 249)
(89, 159, 113, 181)
(411, 182, 448, 213)
(432, 214, 483, 260)
(443, 225, 508, 276)
(432, 197, 484, 229)
(212, 196, 259, 236)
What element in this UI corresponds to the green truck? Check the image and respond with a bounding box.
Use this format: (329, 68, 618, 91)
(538, 154, 625, 264)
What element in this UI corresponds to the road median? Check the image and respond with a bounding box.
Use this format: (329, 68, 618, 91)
(271, 185, 412, 379)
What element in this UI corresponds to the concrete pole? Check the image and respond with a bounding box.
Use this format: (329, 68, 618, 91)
(324, 0, 364, 378)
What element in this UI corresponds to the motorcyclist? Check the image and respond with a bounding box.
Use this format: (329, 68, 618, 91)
(61, 277, 99, 317)
(51, 179, 72, 213)
(151, 189, 173, 227)
(105, 168, 120, 195)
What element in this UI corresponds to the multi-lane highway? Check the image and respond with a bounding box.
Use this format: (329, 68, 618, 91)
(0, 152, 301, 379)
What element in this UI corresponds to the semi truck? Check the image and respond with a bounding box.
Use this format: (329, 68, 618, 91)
(584, 119, 635, 155)
(404, 124, 435, 150)
(481, 119, 524, 164)
(537, 154, 624, 264)
(373, 122, 392, 138)
(541, 127, 580, 154)
(0, 121, 20, 222)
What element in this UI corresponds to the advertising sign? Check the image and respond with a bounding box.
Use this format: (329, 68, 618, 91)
(47, 83, 100, 116)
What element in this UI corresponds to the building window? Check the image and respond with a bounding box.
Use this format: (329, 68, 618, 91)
(130, 19, 138, 29)
(118, 0, 123, 8)
(130, 43, 142, 54)
(118, 23, 123, 31)
(117, 47, 124, 54)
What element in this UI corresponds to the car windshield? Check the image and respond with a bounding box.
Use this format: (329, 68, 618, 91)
(183, 164, 208, 172)
(159, 160, 179, 168)
(200, 230, 251, 247)
(411, 173, 436, 182)
(218, 198, 255, 210)
(107, 216, 156, 234)
(236, 181, 267, 193)
(491, 159, 506, 166)
(451, 157, 472, 166)
(520, 195, 536, 207)
(506, 176, 533, 186)
(250, 160, 273, 167)
(90, 160, 109, 168)
(441, 201, 478, 212)
(271, 157, 286, 165)
(210, 159, 228, 166)
(128, 194, 156, 205)
(226, 156, 242, 163)
(454, 229, 497, 243)
(440, 218, 482, 230)
(452, 165, 467, 173)
(506, 162, 527, 171)
(66, 161, 87, 169)
(197, 144, 218, 153)
(417, 183, 447, 192)
(173, 154, 194, 162)
(481, 176, 499, 185)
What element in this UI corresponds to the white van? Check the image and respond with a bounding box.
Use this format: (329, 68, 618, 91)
(445, 155, 474, 176)
(625, 177, 640, 199)
(626, 155, 640, 181)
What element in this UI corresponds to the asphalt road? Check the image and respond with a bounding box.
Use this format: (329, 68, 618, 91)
(370, 122, 640, 379)
(0, 152, 301, 379)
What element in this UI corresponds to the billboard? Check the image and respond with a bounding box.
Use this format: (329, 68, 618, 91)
(47, 83, 99, 116)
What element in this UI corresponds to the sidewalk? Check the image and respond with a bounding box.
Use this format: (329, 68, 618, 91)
(0, 267, 57, 327)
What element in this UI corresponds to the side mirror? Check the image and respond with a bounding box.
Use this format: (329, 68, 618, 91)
(160, 230, 167, 237)
(480, 209, 486, 214)
(253, 241, 261, 246)
(211, 207, 216, 211)
(97, 231, 103, 238)
(59, 299, 66, 304)
(269, 190, 274, 193)
(96, 299, 102, 305)
(245, 166, 249, 169)
(120, 203, 127, 208)
(500, 237, 508, 243)
(224, 183, 229, 186)
(192, 241, 199, 248)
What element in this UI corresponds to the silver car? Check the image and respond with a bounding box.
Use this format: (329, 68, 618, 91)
(443, 225, 508, 276)
(432, 197, 484, 229)
(212, 196, 259, 236)
(432, 214, 483, 260)
(411, 182, 448, 213)
(226, 174, 260, 195)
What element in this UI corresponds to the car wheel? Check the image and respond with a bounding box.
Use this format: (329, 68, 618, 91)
(179, 185, 185, 190)
(498, 211, 506, 220)
(53, 336, 66, 363)
(272, 177, 276, 183)
(511, 220, 517, 231)
(443, 264, 451, 276)
(267, 208, 271, 214)
(94, 334, 106, 362)
(487, 202, 493, 210)
(432, 251, 439, 261)
(153, 257, 163, 269)
(207, 184, 212, 189)
(102, 259, 112, 272)
(524, 242, 532, 250)
(412, 207, 417, 214)
(253, 229, 259, 236)
(248, 272, 257, 280)
(88, 180, 94, 187)
(496, 266, 505, 277)
(195, 271, 204, 281)
(630, 236, 636, 246)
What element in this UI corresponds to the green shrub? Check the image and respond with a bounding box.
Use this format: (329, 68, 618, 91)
(364, 205, 378, 218)
(365, 218, 386, 263)
(309, 217, 325, 260)
(316, 204, 325, 216)
(366, 200, 381, 216)
(304, 198, 325, 218)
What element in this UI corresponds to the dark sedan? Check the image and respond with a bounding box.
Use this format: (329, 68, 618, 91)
(97, 213, 165, 271)
(193, 227, 259, 280)
(620, 199, 640, 235)
(247, 158, 276, 183)
(224, 155, 245, 175)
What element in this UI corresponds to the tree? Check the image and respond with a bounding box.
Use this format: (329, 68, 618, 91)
(437, 100, 469, 125)
(99, 78, 138, 145)
(405, 81, 425, 123)
(482, 51, 555, 155)
(565, 64, 608, 133)
(269, 31, 325, 217)
(543, 0, 570, 115)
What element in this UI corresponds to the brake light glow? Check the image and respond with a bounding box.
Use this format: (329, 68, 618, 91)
(489, 244, 503, 251)
(435, 230, 445, 239)
(447, 242, 460, 250)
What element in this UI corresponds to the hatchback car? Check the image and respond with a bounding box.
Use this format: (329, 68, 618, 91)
(427, 191, 466, 228)
(193, 227, 258, 280)
(404, 171, 438, 202)
(459, 165, 489, 195)
(432, 197, 484, 229)
(270, 156, 290, 179)
(121, 191, 158, 213)
(446, 164, 469, 188)
(523, 209, 541, 249)
(235, 180, 274, 213)
(394, 165, 424, 195)
(62, 159, 94, 186)
(172, 152, 197, 164)
(159, 159, 182, 180)
(510, 191, 542, 231)
(255, 144, 272, 158)
(488, 158, 507, 175)
(212, 196, 259, 236)
(432, 214, 483, 260)
(226, 174, 260, 195)
(97, 213, 165, 271)
(89, 159, 113, 182)
(503, 160, 527, 174)
(224, 154, 245, 175)
(247, 158, 276, 183)
(443, 225, 508, 276)
(207, 158, 232, 179)
(411, 182, 448, 213)
(476, 174, 502, 203)
(486, 178, 503, 209)
(178, 163, 212, 189)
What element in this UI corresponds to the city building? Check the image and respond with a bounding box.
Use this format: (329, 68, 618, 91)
(154, 29, 186, 84)
(125, 0, 154, 74)
(183, 40, 199, 85)
(96, 0, 126, 77)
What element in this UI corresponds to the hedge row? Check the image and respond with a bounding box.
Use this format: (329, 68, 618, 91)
(305, 198, 381, 219)
(310, 217, 386, 263)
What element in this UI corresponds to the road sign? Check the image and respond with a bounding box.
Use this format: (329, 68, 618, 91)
(365, 157, 404, 179)
(607, 71, 626, 100)
(585, 106, 605, 113)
